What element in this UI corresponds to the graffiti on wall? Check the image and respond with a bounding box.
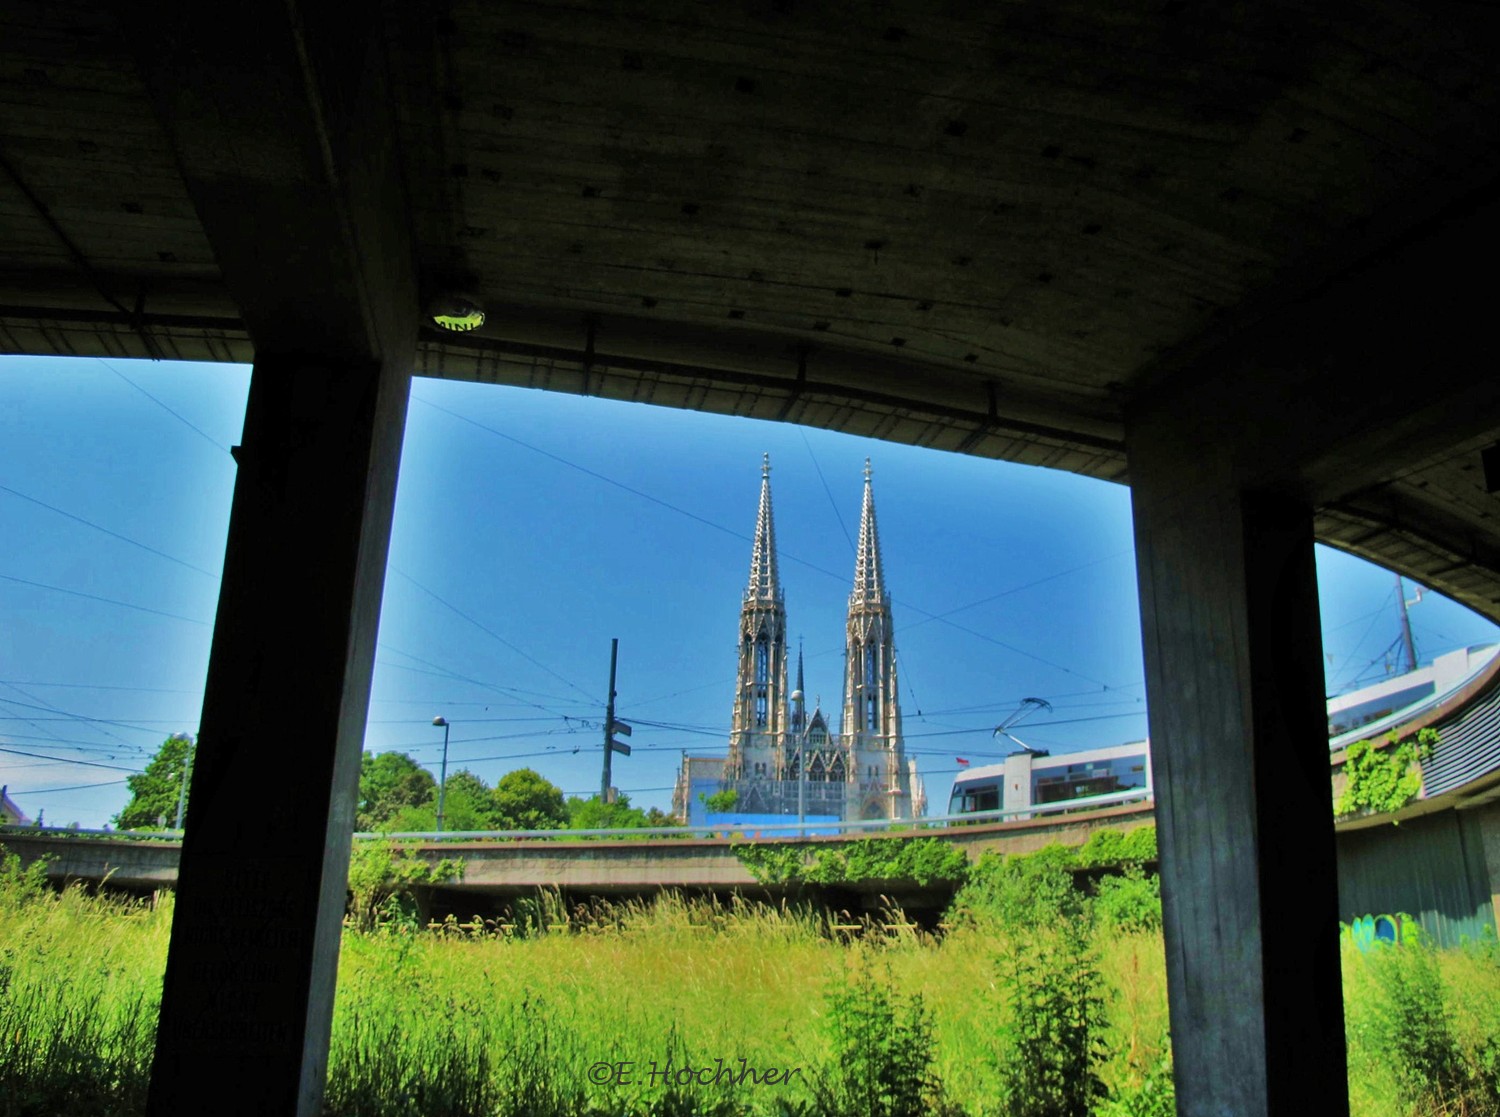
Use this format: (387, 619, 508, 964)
(1341, 912, 1418, 950)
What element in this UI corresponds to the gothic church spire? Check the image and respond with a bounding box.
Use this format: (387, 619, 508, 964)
(746, 452, 782, 605)
(850, 457, 886, 607)
(728, 454, 790, 777)
(842, 458, 901, 749)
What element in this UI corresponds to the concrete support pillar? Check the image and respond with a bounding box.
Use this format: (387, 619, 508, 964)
(1476, 801, 1500, 931)
(1130, 446, 1348, 1115)
(146, 352, 410, 1116)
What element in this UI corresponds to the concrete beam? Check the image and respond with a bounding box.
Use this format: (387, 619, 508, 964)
(1129, 428, 1347, 1115)
(125, 0, 416, 364)
(1133, 186, 1500, 508)
(123, 4, 418, 1116)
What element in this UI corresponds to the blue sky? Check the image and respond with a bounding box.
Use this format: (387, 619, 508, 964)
(2, 355, 1496, 828)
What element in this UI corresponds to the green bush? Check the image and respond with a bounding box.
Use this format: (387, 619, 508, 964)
(0, 848, 50, 907)
(733, 837, 968, 888)
(1076, 825, 1157, 868)
(948, 844, 1083, 930)
(345, 841, 461, 931)
(1094, 869, 1162, 934)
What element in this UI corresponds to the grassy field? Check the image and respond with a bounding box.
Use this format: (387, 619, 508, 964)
(0, 847, 1496, 1117)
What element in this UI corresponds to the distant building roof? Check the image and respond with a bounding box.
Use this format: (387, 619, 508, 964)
(1, 785, 28, 825)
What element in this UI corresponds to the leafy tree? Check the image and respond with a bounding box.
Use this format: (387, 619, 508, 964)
(567, 793, 649, 830)
(384, 769, 495, 832)
(643, 807, 682, 828)
(491, 768, 567, 830)
(436, 769, 499, 831)
(357, 751, 436, 831)
(703, 788, 740, 814)
(114, 734, 194, 830)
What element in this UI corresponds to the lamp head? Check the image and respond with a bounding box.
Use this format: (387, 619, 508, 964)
(427, 292, 485, 332)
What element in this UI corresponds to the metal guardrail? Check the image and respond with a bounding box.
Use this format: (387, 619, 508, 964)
(0, 788, 1153, 845)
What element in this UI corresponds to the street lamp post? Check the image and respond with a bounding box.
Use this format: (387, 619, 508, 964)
(432, 716, 451, 833)
(173, 734, 194, 831)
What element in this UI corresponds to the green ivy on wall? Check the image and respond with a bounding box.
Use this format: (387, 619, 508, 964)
(1335, 728, 1437, 821)
(731, 836, 970, 886)
(730, 825, 1160, 888)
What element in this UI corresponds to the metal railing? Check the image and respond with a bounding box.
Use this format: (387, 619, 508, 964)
(1, 788, 1153, 845)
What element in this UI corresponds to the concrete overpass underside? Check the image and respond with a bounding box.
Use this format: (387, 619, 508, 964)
(3, 3, 1499, 1114)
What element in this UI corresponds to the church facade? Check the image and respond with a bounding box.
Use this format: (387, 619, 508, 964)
(672, 456, 925, 823)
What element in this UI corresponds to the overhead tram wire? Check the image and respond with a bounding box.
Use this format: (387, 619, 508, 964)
(380, 722, 599, 754)
(376, 642, 588, 708)
(0, 489, 219, 751)
(1326, 584, 1403, 695)
(95, 358, 234, 456)
(0, 679, 205, 696)
(0, 695, 182, 737)
(23, 777, 131, 796)
(387, 567, 600, 705)
(0, 681, 77, 751)
(897, 548, 1134, 635)
(801, 430, 856, 554)
(0, 731, 172, 752)
(0, 736, 145, 759)
(0, 745, 143, 773)
(366, 715, 582, 726)
(0, 687, 161, 755)
(414, 393, 1126, 689)
(0, 572, 211, 628)
(0, 482, 220, 580)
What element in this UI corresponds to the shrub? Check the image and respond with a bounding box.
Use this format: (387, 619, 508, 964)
(0, 847, 50, 907)
(1076, 826, 1157, 869)
(1094, 869, 1161, 934)
(948, 844, 1083, 930)
(733, 837, 968, 888)
(346, 841, 461, 931)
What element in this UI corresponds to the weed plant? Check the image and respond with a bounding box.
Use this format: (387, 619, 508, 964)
(1343, 931, 1500, 1117)
(809, 957, 952, 1117)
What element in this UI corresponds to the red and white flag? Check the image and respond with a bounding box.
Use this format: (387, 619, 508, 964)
(956, 757, 970, 767)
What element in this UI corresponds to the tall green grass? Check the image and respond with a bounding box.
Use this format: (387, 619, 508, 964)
(2, 848, 1498, 1117)
(0, 860, 168, 1117)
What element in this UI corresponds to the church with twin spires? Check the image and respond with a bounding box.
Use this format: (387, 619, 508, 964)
(672, 456, 925, 823)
